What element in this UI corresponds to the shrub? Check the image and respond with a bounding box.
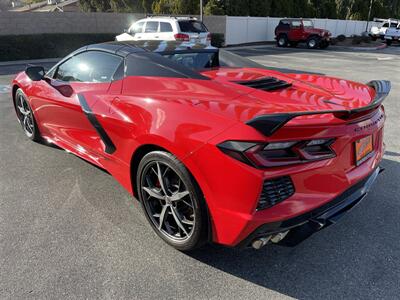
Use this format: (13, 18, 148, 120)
(211, 33, 225, 48)
(351, 35, 363, 45)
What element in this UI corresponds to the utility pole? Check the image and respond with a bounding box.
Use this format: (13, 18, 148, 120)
(366, 0, 374, 32)
(200, 0, 203, 21)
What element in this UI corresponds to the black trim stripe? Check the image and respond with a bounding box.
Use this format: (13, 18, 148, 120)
(246, 80, 391, 136)
(77, 94, 116, 154)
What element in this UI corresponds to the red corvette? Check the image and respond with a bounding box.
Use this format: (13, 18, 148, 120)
(12, 41, 389, 250)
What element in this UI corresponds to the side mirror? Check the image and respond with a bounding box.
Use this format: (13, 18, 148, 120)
(25, 66, 45, 81)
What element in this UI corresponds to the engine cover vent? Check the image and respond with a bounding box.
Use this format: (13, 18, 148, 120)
(234, 76, 292, 92)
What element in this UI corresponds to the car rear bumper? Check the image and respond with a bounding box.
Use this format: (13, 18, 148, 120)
(238, 166, 382, 248)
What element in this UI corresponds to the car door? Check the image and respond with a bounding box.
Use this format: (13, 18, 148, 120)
(142, 21, 160, 40)
(289, 20, 303, 41)
(33, 50, 123, 159)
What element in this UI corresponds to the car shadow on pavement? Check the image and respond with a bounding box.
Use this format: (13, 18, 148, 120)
(188, 157, 400, 299)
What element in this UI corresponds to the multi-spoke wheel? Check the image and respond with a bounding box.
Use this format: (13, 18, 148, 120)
(14, 88, 41, 141)
(137, 151, 209, 251)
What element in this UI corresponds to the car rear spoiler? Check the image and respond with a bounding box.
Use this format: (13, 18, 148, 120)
(246, 80, 390, 137)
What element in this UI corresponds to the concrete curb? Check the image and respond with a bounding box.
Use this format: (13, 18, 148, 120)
(333, 43, 387, 51)
(0, 58, 61, 67)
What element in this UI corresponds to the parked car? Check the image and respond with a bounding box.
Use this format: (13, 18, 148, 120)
(275, 18, 331, 49)
(12, 41, 389, 251)
(384, 23, 400, 45)
(115, 16, 211, 45)
(369, 18, 399, 41)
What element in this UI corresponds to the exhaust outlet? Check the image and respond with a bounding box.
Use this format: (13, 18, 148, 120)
(251, 236, 271, 249)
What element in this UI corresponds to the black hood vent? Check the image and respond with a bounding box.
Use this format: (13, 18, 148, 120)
(233, 76, 292, 92)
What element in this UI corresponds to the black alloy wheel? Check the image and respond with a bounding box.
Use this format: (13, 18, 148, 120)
(14, 88, 41, 141)
(137, 151, 208, 251)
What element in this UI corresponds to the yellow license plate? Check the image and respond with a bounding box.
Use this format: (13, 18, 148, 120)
(355, 135, 373, 165)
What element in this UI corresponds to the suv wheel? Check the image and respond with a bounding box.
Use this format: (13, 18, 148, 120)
(307, 36, 320, 49)
(137, 151, 209, 251)
(277, 35, 288, 47)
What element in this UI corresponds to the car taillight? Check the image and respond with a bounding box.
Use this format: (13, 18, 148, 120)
(218, 139, 335, 168)
(207, 33, 211, 41)
(174, 33, 190, 41)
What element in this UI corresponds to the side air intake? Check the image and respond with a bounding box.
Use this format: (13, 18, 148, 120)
(234, 76, 292, 92)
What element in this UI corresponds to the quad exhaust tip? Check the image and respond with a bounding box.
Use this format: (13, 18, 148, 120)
(251, 231, 289, 249)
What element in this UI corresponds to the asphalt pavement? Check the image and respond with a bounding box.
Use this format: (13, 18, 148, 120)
(0, 45, 399, 299)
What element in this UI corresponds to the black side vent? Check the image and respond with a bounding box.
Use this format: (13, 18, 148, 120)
(257, 176, 295, 210)
(234, 77, 292, 92)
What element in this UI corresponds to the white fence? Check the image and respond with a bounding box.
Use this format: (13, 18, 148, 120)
(225, 16, 380, 45)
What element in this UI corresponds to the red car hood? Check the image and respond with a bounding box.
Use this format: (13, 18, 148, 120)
(197, 67, 376, 123)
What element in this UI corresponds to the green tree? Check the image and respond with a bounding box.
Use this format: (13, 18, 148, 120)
(204, 0, 225, 15)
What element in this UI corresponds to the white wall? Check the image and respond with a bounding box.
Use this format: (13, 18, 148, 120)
(225, 16, 381, 45)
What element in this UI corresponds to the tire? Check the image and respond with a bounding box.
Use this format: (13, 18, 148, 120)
(307, 36, 320, 49)
(371, 36, 377, 41)
(137, 151, 209, 251)
(386, 39, 392, 46)
(276, 35, 288, 47)
(14, 88, 41, 142)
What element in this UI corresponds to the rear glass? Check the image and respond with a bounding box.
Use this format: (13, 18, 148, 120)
(162, 52, 218, 70)
(178, 21, 208, 33)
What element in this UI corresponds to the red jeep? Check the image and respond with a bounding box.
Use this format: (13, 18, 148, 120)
(275, 18, 331, 49)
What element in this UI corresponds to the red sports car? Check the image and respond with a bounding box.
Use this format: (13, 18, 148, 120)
(12, 41, 389, 250)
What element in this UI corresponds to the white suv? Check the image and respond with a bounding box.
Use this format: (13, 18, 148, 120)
(116, 16, 211, 45)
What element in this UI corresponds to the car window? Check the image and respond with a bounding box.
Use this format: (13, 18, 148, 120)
(178, 21, 207, 33)
(145, 21, 159, 33)
(130, 21, 144, 34)
(382, 23, 388, 28)
(291, 21, 302, 28)
(390, 23, 398, 28)
(160, 22, 173, 32)
(55, 51, 123, 83)
(302, 20, 314, 28)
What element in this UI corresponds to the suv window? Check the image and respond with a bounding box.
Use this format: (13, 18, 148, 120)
(382, 23, 389, 28)
(302, 20, 314, 28)
(55, 51, 123, 83)
(130, 21, 144, 34)
(178, 20, 207, 33)
(160, 22, 173, 32)
(145, 21, 159, 33)
(291, 21, 302, 28)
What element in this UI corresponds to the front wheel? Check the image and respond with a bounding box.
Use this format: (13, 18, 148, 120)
(14, 88, 41, 142)
(307, 36, 320, 49)
(137, 151, 209, 251)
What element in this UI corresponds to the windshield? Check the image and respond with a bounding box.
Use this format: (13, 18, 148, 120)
(178, 21, 208, 33)
(302, 20, 314, 28)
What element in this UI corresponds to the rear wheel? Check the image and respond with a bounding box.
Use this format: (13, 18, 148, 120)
(277, 35, 288, 47)
(14, 88, 41, 142)
(307, 36, 320, 49)
(137, 151, 209, 251)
